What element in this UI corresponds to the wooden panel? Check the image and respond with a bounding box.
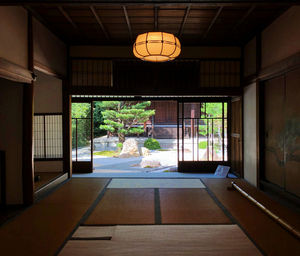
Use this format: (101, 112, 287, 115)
(0, 178, 108, 256)
(178, 161, 227, 173)
(264, 76, 285, 187)
(284, 68, 300, 198)
(151, 101, 177, 124)
(262, 69, 300, 198)
(113, 60, 199, 91)
(160, 188, 231, 224)
(72, 161, 93, 173)
(202, 178, 300, 255)
(71, 59, 112, 87)
(60, 225, 260, 256)
(34, 172, 63, 191)
(113, 59, 240, 93)
(85, 189, 155, 225)
(0, 151, 5, 205)
(231, 97, 243, 176)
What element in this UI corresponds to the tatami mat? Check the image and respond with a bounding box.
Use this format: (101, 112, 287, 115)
(0, 178, 109, 256)
(61, 225, 261, 256)
(107, 178, 205, 188)
(160, 188, 231, 224)
(85, 189, 155, 225)
(73, 226, 116, 239)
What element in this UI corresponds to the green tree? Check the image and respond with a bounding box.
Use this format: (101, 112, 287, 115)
(93, 101, 106, 137)
(100, 101, 155, 143)
(198, 102, 227, 152)
(72, 103, 91, 148)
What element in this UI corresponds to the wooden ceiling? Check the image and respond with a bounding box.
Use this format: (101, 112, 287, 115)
(25, 2, 292, 46)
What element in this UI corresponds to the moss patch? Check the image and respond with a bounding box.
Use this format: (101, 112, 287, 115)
(93, 151, 119, 157)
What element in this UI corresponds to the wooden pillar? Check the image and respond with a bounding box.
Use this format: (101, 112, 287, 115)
(63, 83, 72, 178)
(22, 12, 34, 205)
(63, 45, 72, 178)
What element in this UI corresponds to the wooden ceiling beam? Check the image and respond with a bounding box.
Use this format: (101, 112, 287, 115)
(202, 6, 223, 39)
(1, 1, 297, 7)
(154, 6, 159, 31)
(25, 5, 69, 43)
(178, 4, 191, 37)
(90, 6, 110, 41)
(58, 6, 77, 29)
(123, 6, 133, 42)
(232, 5, 256, 32)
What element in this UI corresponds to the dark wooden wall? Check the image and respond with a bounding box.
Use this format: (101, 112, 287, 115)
(70, 58, 241, 95)
(231, 97, 243, 176)
(262, 67, 300, 198)
(151, 101, 177, 124)
(71, 59, 112, 87)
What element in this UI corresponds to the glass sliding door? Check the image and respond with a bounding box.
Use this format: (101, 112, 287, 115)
(177, 99, 229, 172)
(72, 101, 93, 173)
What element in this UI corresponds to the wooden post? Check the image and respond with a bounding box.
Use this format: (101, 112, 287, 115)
(22, 12, 34, 205)
(63, 81, 72, 178)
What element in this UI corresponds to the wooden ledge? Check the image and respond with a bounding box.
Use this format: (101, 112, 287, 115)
(0, 58, 33, 84)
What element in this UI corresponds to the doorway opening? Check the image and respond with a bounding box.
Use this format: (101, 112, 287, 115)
(71, 96, 230, 176)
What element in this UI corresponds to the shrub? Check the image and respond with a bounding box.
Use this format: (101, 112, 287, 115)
(117, 142, 123, 151)
(144, 138, 161, 150)
(199, 141, 207, 149)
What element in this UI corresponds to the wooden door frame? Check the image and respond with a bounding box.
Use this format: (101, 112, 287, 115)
(177, 97, 231, 173)
(71, 99, 94, 173)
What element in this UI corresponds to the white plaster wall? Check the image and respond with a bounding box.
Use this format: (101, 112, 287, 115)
(243, 83, 258, 186)
(34, 70, 62, 113)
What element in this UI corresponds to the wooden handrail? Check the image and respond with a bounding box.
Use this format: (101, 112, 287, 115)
(230, 181, 300, 240)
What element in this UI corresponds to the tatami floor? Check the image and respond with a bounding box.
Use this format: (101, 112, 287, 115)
(0, 178, 299, 255)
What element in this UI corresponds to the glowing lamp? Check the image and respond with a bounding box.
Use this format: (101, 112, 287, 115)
(133, 32, 181, 62)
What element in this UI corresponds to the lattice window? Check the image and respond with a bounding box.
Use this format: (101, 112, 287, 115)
(34, 114, 63, 159)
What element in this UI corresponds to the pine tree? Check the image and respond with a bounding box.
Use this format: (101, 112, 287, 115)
(100, 101, 155, 143)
